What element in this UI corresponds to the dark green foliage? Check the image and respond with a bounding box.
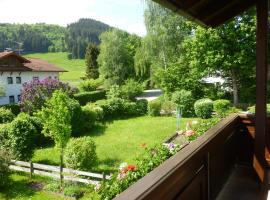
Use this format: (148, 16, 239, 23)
(121, 79, 144, 101)
(0, 107, 15, 123)
(85, 43, 100, 79)
(79, 79, 102, 92)
(94, 98, 148, 119)
(6, 113, 37, 161)
(0, 148, 10, 188)
(73, 90, 106, 106)
(1, 104, 21, 115)
(136, 99, 148, 115)
(0, 23, 66, 53)
(213, 99, 231, 117)
(194, 99, 213, 119)
(66, 18, 110, 59)
(171, 90, 195, 117)
(82, 105, 97, 130)
(64, 137, 97, 171)
(148, 99, 161, 116)
(67, 98, 83, 136)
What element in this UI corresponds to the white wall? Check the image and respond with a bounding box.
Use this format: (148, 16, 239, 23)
(0, 71, 59, 105)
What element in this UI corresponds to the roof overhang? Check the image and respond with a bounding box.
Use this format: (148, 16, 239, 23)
(152, 0, 257, 27)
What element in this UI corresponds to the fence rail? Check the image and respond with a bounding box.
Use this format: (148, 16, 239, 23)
(9, 160, 110, 185)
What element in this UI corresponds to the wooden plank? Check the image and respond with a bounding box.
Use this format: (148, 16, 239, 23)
(33, 169, 60, 179)
(64, 176, 99, 185)
(63, 168, 109, 179)
(33, 163, 60, 172)
(255, 0, 268, 167)
(253, 155, 264, 182)
(9, 165, 31, 173)
(10, 160, 30, 167)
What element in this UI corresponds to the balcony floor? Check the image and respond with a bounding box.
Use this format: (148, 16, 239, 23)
(216, 165, 261, 200)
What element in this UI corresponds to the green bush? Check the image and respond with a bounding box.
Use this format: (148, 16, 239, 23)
(0, 148, 11, 188)
(73, 90, 106, 106)
(0, 124, 9, 148)
(171, 90, 195, 117)
(136, 99, 148, 115)
(121, 79, 144, 101)
(213, 99, 231, 117)
(7, 113, 37, 161)
(82, 105, 97, 130)
(1, 104, 21, 115)
(67, 98, 84, 136)
(64, 184, 84, 199)
(79, 79, 102, 92)
(0, 107, 15, 123)
(148, 99, 161, 116)
(194, 98, 213, 119)
(161, 100, 176, 116)
(106, 85, 122, 99)
(64, 137, 97, 171)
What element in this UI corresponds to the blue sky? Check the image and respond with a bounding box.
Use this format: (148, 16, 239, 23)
(0, 0, 146, 36)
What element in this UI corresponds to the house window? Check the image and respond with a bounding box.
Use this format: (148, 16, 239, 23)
(7, 77, 13, 84)
(16, 77, 21, 84)
(17, 95, 21, 102)
(9, 95, 15, 104)
(33, 77, 39, 81)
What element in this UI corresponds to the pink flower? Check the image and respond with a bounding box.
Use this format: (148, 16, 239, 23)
(185, 130, 195, 137)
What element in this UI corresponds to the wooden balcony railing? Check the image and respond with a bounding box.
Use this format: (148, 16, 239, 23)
(114, 114, 254, 200)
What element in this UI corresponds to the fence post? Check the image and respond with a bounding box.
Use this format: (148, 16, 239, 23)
(30, 161, 33, 179)
(102, 172, 106, 181)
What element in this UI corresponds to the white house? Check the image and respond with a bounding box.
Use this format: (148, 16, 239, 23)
(0, 51, 67, 105)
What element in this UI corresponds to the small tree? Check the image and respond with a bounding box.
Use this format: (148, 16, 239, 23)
(85, 44, 100, 79)
(37, 90, 72, 187)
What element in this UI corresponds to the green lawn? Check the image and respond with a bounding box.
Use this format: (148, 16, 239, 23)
(0, 172, 99, 200)
(25, 52, 85, 86)
(33, 116, 194, 173)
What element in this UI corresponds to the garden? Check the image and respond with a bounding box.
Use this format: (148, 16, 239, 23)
(0, 74, 239, 200)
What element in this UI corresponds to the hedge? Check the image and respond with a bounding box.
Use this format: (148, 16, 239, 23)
(73, 90, 106, 106)
(0, 104, 21, 115)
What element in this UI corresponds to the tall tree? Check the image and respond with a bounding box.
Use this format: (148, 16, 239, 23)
(98, 29, 140, 86)
(85, 43, 100, 79)
(182, 10, 256, 105)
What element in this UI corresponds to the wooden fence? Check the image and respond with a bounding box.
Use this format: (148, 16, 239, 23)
(9, 160, 110, 185)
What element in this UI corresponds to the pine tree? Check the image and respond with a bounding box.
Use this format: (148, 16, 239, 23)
(85, 43, 100, 79)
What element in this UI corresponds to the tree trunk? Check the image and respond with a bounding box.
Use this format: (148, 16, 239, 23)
(231, 69, 239, 106)
(60, 150, 64, 189)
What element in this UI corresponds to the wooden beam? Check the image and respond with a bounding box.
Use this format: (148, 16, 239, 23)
(255, 0, 268, 167)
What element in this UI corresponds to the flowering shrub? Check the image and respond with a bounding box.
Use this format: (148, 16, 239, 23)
(20, 77, 77, 114)
(99, 144, 179, 200)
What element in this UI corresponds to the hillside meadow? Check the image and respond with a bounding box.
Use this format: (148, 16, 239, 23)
(26, 52, 85, 86)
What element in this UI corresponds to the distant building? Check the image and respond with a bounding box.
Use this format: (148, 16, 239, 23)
(0, 51, 67, 105)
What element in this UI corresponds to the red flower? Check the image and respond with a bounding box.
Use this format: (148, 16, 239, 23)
(127, 164, 137, 171)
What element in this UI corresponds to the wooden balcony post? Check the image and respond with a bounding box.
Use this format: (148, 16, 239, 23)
(255, 0, 268, 166)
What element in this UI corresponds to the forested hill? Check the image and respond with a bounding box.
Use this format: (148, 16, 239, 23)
(66, 18, 111, 59)
(0, 23, 66, 53)
(0, 18, 111, 57)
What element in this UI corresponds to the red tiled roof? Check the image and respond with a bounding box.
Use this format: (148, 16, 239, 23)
(0, 51, 30, 63)
(0, 51, 67, 72)
(24, 58, 67, 72)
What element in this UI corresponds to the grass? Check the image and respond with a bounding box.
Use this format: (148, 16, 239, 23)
(0, 172, 99, 200)
(33, 116, 195, 173)
(25, 52, 85, 86)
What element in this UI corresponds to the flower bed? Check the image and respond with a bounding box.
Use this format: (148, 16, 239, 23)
(98, 116, 222, 200)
